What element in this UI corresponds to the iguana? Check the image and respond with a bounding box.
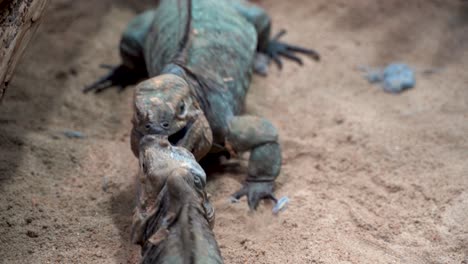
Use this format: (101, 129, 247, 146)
(85, 0, 319, 209)
(133, 134, 222, 263)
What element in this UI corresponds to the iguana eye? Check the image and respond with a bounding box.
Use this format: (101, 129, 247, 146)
(190, 167, 206, 190)
(177, 101, 187, 119)
(193, 175, 204, 189)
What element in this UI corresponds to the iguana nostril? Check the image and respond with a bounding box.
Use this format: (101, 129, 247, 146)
(161, 122, 170, 129)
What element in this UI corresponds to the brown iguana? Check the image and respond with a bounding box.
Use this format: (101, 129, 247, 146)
(85, 0, 319, 209)
(133, 134, 222, 263)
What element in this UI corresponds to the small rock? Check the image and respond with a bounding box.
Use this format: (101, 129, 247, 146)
(69, 154, 78, 164)
(364, 69, 384, 83)
(334, 117, 344, 125)
(382, 63, 415, 93)
(26, 230, 39, 238)
(63, 130, 86, 139)
(360, 63, 415, 93)
(69, 67, 78, 76)
(272, 196, 289, 214)
(102, 176, 108, 192)
(55, 71, 68, 80)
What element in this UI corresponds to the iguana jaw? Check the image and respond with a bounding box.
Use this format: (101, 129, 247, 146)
(167, 118, 194, 145)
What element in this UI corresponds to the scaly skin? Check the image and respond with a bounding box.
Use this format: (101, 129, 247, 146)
(133, 135, 221, 263)
(86, 0, 320, 209)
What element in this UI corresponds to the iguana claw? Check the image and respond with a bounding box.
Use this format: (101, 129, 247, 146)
(83, 64, 144, 93)
(232, 181, 277, 210)
(266, 29, 320, 70)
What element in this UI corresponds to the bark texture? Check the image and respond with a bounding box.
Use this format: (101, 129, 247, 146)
(0, 0, 49, 100)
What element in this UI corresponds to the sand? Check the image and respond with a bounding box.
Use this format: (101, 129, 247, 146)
(0, 0, 467, 263)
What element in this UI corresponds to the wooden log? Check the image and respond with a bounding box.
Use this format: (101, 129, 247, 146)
(0, 0, 49, 100)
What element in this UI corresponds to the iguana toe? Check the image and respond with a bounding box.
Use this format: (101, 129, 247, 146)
(83, 64, 145, 93)
(232, 181, 277, 210)
(266, 29, 320, 70)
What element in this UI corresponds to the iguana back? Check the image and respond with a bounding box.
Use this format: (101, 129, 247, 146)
(144, 0, 257, 118)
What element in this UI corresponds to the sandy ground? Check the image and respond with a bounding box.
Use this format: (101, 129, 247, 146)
(1, 0, 467, 263)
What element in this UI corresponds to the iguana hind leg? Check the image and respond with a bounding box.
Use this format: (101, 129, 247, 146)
(226, 115, 281, 210)
(84, 10, 155, 93)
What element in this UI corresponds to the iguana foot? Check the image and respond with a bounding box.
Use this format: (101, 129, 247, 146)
(232, 181, 277, 210)
(83, 64, 144, 93)
(266, 29, 320, 70)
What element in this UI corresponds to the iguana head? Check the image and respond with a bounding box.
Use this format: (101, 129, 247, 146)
(132, 135, 220, 261)
(133, 74, 202, 146)
(138, 134, 208, 202)
(133, 135, 217, 251)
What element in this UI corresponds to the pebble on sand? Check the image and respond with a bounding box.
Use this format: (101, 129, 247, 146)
(63, 130, 86, 139)
(362, 63, 416, 93)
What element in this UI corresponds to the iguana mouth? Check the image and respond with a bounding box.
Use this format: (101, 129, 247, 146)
(168, 120, 193, 145)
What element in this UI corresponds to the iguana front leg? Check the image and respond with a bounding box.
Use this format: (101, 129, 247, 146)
(83, 10, 155, 93)
(264, 29, 320, 69)
(231, 0, 320, 75)
(226, 115, 281, 210)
